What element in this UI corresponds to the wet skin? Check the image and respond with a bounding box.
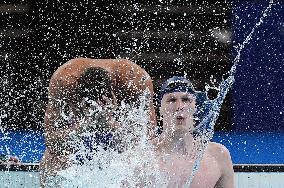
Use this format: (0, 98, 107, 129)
(40, 58, 156, 187)
(160, 92, 196, 134)
(156, 91, 234, 188)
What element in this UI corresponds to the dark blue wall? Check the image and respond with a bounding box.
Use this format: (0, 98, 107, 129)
(232, 1, 284, 132)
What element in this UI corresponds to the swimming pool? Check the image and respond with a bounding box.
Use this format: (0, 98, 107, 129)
(1, 130, 283, 187)
(1, 130, 283, 164)
(1, 164, 283, 188)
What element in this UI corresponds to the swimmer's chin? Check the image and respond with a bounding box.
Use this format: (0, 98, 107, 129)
(167, 127, 191, 138)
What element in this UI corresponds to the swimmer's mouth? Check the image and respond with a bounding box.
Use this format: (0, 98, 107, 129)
(176, 116, 185, 120)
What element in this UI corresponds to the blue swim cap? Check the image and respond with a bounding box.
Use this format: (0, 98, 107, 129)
(159, 76, 195, 102)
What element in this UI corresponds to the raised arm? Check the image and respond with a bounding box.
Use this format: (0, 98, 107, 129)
(44, 71, 80, 155)
(114, 61, 157, 138)
(143, 75, 157, 139)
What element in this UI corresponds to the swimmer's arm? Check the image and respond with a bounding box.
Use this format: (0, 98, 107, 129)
(44, 76, 81, 155)
(44, 98, 79, 155)
(215, 145, 235, 188)
(143, 77, 157, 139)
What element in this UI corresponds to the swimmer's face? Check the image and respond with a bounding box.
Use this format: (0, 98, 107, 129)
(160, 92, 196, 132)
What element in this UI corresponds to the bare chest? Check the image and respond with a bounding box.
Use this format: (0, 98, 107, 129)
(160, 154, 221, 188)
(190, 156, 221, 188)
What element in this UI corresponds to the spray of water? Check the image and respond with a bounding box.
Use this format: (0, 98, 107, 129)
(0, 75, 11, 157)
(183, 1, 275, 187)
(0, 1, 276, 187)
(44, 91, 168, 187)
(44, 2, 276, 186)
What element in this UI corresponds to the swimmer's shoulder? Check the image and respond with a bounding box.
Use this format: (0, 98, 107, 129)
(47, 58, 93, 97)
(52, 58, 137, 79)
(49, 58, 151, 89)
(207, 142, 232, 164)
(113, 59, 152, 87)
(207, 142, 233, 174)
(51, 58, 92, 79)
(50, 58, 110, 88)
(207, 142, 235, 186)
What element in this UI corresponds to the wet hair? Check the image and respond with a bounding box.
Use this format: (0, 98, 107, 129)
(158, 76, 195, 105)
(76, 67, 113, 103)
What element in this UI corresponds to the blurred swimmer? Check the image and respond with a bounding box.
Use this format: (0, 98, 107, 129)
(39, 58, 156, 187)
(0, 154, 22, 167)
(155, 76, 234, 188)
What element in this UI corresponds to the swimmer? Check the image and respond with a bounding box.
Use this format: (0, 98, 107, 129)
(0, 154, 22, 167)
(39, 58, 156, 187)
(155, 76, 234, 188)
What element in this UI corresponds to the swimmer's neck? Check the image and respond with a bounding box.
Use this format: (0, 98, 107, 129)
(157, 129, 194, 156)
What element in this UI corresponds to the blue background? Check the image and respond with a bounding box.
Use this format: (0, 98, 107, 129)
(232, 1, 284, 132)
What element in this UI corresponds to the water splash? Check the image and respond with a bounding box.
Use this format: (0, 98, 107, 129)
(43, 1, 276, 187)
(183, 1, 275, 187)
(0, 75, 11, 156)
(45, 91, 168, 187)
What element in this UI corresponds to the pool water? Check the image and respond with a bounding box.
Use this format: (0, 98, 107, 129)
(0, 130, 283, 164)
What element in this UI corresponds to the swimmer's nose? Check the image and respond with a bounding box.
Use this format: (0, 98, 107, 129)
(176, 100, 186, 111)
